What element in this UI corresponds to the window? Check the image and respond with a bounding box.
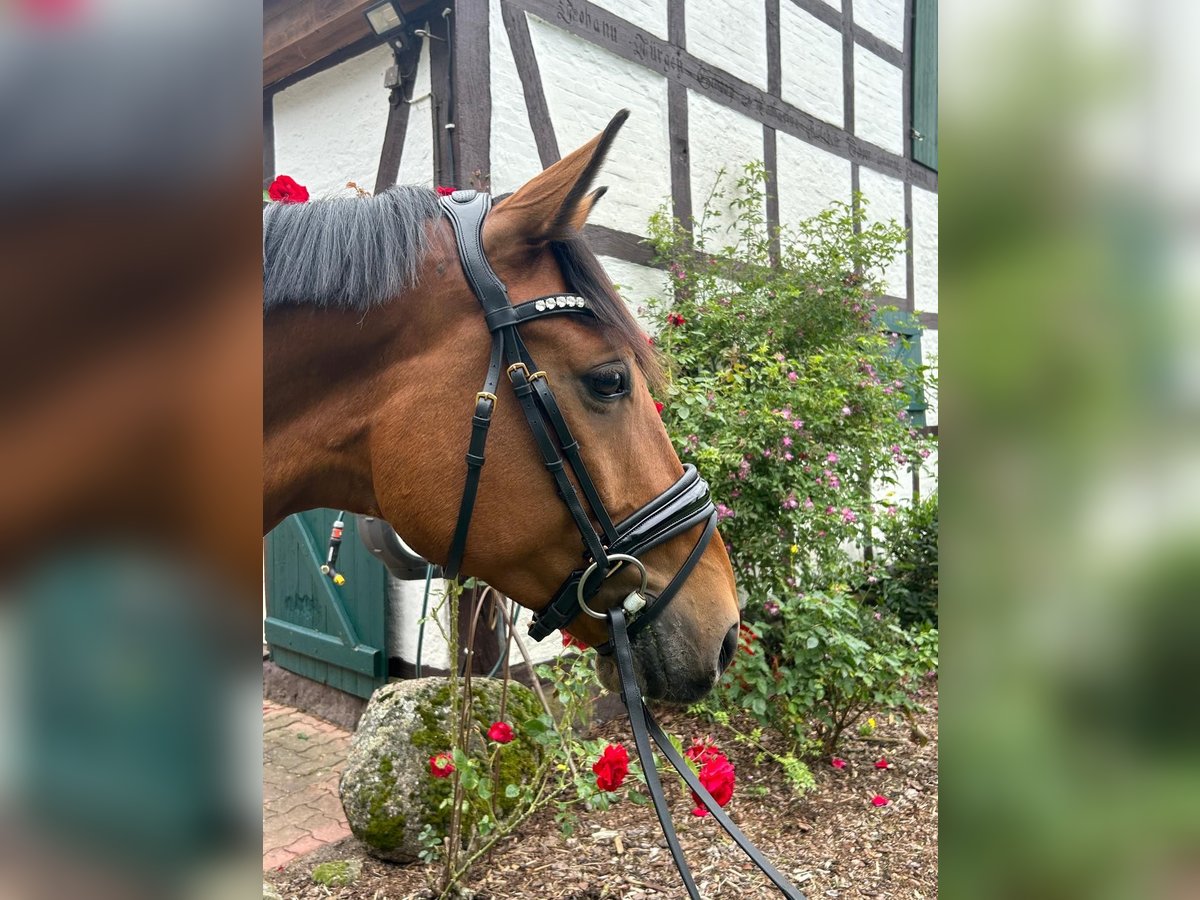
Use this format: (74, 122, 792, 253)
(911, 0, 938, 170)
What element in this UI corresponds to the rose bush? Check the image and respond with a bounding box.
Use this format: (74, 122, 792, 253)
(647, 163, 938, 757)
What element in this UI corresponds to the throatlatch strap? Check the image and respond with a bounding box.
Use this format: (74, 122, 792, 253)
(608, 609, 807, 900)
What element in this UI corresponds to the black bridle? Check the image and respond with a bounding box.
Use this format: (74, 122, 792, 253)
(440, 190, 805, 899)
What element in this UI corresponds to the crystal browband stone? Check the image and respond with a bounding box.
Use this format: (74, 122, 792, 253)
(534, 296, 586, 312)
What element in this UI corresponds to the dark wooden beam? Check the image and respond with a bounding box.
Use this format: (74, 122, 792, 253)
(501, 0, 560, 168)
(667, 0, 691, 233)
(374, 40, 423, 194)
(263, 0, 429, 88)
(452, 0, 492, 190)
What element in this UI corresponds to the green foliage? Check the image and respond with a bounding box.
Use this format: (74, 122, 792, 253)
(872, 491, 939, 627)
(646, 163, 939, 757)
(725, 591, 938, 757)
(647, 163, 934, 609)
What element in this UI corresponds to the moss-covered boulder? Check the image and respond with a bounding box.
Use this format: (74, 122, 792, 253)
(339, 677, 543, 862)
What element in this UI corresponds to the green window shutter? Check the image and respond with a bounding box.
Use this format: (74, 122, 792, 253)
(911, 0, 938, 170)
(878, 310, 927, 427)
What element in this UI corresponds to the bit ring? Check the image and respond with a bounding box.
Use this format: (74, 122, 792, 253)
(576, 554, 648, 619)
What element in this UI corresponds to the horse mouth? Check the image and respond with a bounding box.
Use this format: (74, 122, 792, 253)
(593, 626, 718, 704)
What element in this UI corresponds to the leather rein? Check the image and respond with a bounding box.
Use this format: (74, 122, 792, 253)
(439, 190, 805, 899)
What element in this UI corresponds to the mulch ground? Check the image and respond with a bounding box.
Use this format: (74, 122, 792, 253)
(267, 679, 937, 899)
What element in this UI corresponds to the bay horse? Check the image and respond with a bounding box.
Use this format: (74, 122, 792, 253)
(263, 112, 741, 701)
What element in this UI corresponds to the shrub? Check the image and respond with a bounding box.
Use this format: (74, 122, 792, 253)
(646, 163, 934, 611)
(645, 163, 938, 756)
(873, 491, 939, 627)
(724, 590, 937, 757)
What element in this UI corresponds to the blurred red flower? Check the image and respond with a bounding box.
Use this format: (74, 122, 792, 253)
(487, 721, 514, 744)
(429, 751, 455, 778)
(592, 744, 630, 792)
(871, 794, 889, 807)
(436, 185, 457, 196)
(831, 758, 846, 769)
(268, 174, 309, 203)
(875, 758, 890, 769)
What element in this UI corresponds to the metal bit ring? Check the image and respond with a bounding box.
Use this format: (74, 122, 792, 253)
(576, 554, 649, 620)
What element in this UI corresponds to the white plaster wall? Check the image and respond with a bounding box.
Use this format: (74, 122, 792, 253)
(685, 0, 768, 90)
(488, 0, 545, 194)
(911, 185, 938, 314)
(387, 578, 565, 670)
(396, 34, 435, 188)
(775, 130, 852, 228)
(779, 1, 843, 128)
(598, 255, 671, 328)
(528, 14, 670, 236)
(687, 90, 767, 245)
(853, 46, 903, 155)
(920, 326, 938, 427)
(857, 166, 907, 299)
(592, 0, 667, 39)
(272, 45, 394, 198)
(854, 0, 906, 50)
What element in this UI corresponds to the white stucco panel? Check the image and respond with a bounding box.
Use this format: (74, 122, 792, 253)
(921, 326, 938, 427)
(857, 166, 907, 300)
(597, 255, 670, 328)
(687, 91, 766, 243)
(489, 0, 545, 194)
(396, 35, 435, 188)
(854, 0, 906, 50)
(911, 186, 938, 314)
(272, 45, 394, 198)
(853, 46, 903, 155)
(591, 0, 667, 39)
(779, 1, 843, 128)
(775, 132, 852, 229)
(528, 14, 670, 236)
(685, 0, 768, 90)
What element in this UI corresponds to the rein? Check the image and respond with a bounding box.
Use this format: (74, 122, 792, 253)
(439, 190, 805, 898)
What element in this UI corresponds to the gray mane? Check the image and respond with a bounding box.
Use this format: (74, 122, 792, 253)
(262, 185, 443, 312)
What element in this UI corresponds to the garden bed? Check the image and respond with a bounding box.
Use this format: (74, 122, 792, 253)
(267, 678, 937, 899)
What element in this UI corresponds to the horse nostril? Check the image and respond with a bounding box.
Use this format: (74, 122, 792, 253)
(717, 623, 739, 674)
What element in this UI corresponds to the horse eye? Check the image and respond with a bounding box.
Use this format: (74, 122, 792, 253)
(587, 367, 627, 399)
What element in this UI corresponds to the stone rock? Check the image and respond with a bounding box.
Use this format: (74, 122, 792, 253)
(263, 882, 282, 900)
(339, 677, 544, 862)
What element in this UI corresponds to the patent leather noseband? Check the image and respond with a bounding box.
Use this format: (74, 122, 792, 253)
(439, 190, 805, 899)
(439, 189, 717, 653)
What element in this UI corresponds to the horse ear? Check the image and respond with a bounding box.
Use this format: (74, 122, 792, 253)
(488, 109, 627, 249)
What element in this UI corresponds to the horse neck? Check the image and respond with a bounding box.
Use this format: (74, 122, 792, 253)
(262, 301, 410, 531)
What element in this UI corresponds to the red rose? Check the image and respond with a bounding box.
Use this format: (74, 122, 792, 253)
(667, 312, 686, 327)
(268, 174, 309, 204)
(436, 185, 457, 196)
(429, 751, 455, 778)
(875, 757, 890, 769)
(871, 794, 889, 807)
(654, 401, 664, 416)
(562, 631, 588, 650)
(690, 749, 735, 817)
(592, 744, 629, 792)
(831, 758, 847, 769)
(684, 739, 723, 768)
(487, 721, 515, 744)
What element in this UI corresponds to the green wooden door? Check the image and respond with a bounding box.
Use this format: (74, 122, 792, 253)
(265, 510, 387, 698)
